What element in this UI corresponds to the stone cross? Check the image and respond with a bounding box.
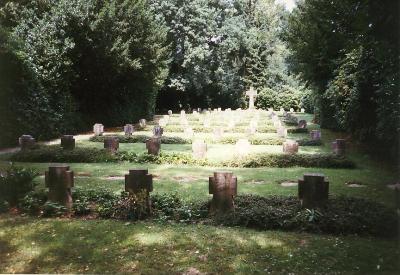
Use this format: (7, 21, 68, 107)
(298, 173, 329, 208)
(61, 135, 75, 150)
(332, 139, 346, 156)
(104, 136, 119, 153)
(45, 165, 74, 208)
(209, 171, 237, 214)
(245, 87, 257, 109)
(283, 140, 299, 154)
(125, 169, 153, 214)
(93, 123, 104, 136)
(146, 137, 161, 155)
(19, 135, 36, 150)
(124, 124, 134, 136)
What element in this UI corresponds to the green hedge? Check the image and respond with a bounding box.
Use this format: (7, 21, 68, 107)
(17, 190, 396, 237)
(5, 146, 355, 168)
(151, 125, 277, 133)
(89, 135, 191, 144)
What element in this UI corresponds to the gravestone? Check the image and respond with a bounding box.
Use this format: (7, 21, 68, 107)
(298, 173, 329, 208)
(245, 87, 258, 109)
(139, 119, 146, 128)
(93, 123, 104, 136)
(19, 135, 36, 150)
(146, 137, 161, 155)
(277, 126, 287, 138)
(104, 136, 119, 153)
(184, 127, 194, 139)
(279, 107, 284, 113)
(273, 120, 282, 128)
(283, 140, 299, 154)
(125, 169, 153, 213)
(298, 120, 307, 129)
(301, 108, 305, 113)
(180, 110, 186, 116)
(213, 127, 224, 140)
(61, 135, 75, 150)
(235, 139, 251, 156)
(209, 171, 237, 214)
(192, 140, 207, 159)
(290, 108, 294, 113)
(45, 165, 74, 208)
(124, 124, 134, 136)
(158, 118, 167, 127)
(310, 130, 321, 140)
(332, 139, 346, 156)
(168, 110, 172, 115)
(180, 117, 189, 127)
(268, 108, 273, 112)
(153, 126, 164, 138)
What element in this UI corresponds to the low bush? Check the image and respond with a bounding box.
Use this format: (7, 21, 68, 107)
(223, 153, 355, 168)
(297, 139, 323, 146)
(0, 164, 39, 206)
(152, 125, 277, 133)
(287, 128, 308, 134)
(219, 137, 284, 145)
(216, 195, 397, 237)
(6, 145, 117, 163)
(90, 135, 191, 144)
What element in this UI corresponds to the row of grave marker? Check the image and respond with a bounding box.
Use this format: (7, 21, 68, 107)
(43, 165, 329, 213)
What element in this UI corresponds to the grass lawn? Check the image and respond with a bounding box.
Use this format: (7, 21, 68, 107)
(0, 111, 399, 274)
(0, 215, 398, 274)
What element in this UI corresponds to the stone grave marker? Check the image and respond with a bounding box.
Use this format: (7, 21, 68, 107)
(273, 120, 282, 128)
(124, 124, 134, 136)
(245, 87, 258, 109)
(310, 130, 321, 140)
(45, 165, 74, 208)
(298, 120, 307, 129)
(279, 107, 284, 113)
(158, 118, 167, 127)
(153, 126, 164, 138)
(61, 135, 75, 150)
(184, 127, 194, 139)
(93, 123, 104, 136)
(332, 139, 346, 156)
(235, 139, 251, 156)
(209, 171, 237, 214)
(192, 140, 207, 159)
(289, 108, 294, 113)
(283, 140, 299, 154)
(125, 169, 153, 213)
(298, 173, 329, 208)
(301, 108, 305, 113)
(277, 126, 287, 138)
(19, 135, 36, 150)
(146, 137, 161, 155)
(104, 136, 119, 153)
(139, 119, 146, 128)
(168, 110, 173, 115)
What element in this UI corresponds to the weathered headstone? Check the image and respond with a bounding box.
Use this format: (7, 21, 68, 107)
(192, 140, 207, 159)
(104, 136, 119, 153)
(93, 123, 104, 136)
(153, 126, 164, 138)
(235, 139, 251, 156)
(332, 139, 346, 156)
(290, 108, 295, 113)
(283, 140, 299, 154)
(298, 120, 307, 129)
(168, 110, 173, 115)
(45, 165, 74, 208)
(298, 173, 329, 208)
(139, 119, 146, 128)
(209, 171, 237, 214)
(19, 135, 36, 150)
(279, 107, 284, 113)
(124, 124, 134, 136)
(245, 87, 258, 109)
(125, 169, 153, 213)
(61, 135, 75, 150)
(213, 127, 224, 140)
(301, 108, 305, 113)
(277, 126, 287, 138)
(146, 137, 161, 155)
(310, 130, 321, 141)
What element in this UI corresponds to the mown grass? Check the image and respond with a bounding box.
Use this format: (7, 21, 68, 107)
(0, 215, 399, 274)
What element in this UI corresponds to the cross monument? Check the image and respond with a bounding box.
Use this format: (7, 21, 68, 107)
(246, 86, 257, 109)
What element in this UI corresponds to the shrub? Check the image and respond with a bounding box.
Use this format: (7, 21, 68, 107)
(7, 145, 117, 163)
(216, 195, 397, 237)
(297, 139, 322, 146)
(220, 136, 284, 145)
(0, 164, 39, 206)
(287, 128, 308, 134)
(90, 135, 191, 144)
(222, 153, 355, 168)
(42, 201, 68, 217)
(18, 190, 47, 215)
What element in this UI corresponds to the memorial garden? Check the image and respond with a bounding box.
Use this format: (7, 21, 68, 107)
(0, 0, 399, 274)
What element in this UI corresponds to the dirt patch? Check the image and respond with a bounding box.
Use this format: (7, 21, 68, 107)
(280, 181, 298, 187)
